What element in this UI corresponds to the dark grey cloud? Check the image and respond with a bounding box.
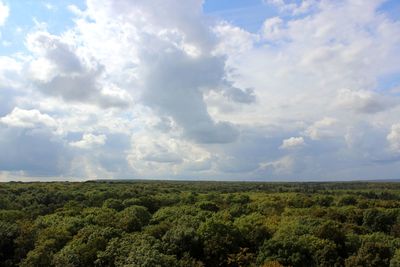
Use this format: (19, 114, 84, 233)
(86, 0, 246, 144)
(336, 89, 398, 114)
(89, 133, 132, 175)
(0, 126, 71, 176)
(39, 70, 98, 102)
(38, 71, 129, 109)
(0, 88, 20, 116)
(143, 152, 183, 164)
(33, 33, 83, 74)
(223, 87, 256, 104)
(212, 127, 286, 174)
(141, 44, 239, 144)
(28, 32, 131, 109)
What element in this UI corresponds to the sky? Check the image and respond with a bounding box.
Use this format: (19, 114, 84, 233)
(0, 0, 400, 182)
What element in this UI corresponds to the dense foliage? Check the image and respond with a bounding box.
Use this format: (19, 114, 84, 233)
(1, 181, 400, 266)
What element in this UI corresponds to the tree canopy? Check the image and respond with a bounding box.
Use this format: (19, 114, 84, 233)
(1, 181, 400, 266)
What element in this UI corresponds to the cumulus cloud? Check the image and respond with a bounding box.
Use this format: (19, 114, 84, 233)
(0, 57, 24, 116)
(223, 87, 256, 104)
(129, 135, 182, 164)
(27, 31, 131, 109)
(26, 31, 83, 75)
(258, 155, 295, 176)
(65, 0, 250, 144)
(0, 125, 70, 176)
(139, 44, 240, 144)
(1, 0, 400, 180)
(0, 108, 57, 128)
(280, 136, 305, 149)
(213, 22, 256, 55)
(335, 88, 396, 114)
(261, 17, 284, 41)
(265, 0, 317, 15)
(0, 56, 23, 88)
(0, 1, 8, 27)
(304, 118, 339, 140)
(0, 107, 73, 176)
(70, 133, 107, 149)
(128, 133, 212, 177)
(387, 124, 400, 153)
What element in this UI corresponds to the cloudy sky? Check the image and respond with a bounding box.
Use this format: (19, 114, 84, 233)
(0, 0, 400, 181)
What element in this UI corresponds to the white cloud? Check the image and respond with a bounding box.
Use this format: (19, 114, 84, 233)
(138, 45, 240, 143)
(70, 133, 107, 149)
(1, 0, 400, 180)
(0, 108, 57, 128)
(0, 123, 71, 176)
(258, 155, 295, 175)
(213, 22, 256, 55)
(264, 0, 317, 15)
(127, 133, 213, 177)
(261, 17, 284, 41)
(0, 56, 23, 88)
(280, 136, 305, 149)
(0, 1, 9, 27)
(44, 3, 56, 11)
(304, 118, 339, 140)
(387, 123, 400, 153)
(335, 88, 396, 114)
(26, 31, 131, 109)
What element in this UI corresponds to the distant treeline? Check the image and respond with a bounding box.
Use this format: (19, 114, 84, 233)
(1, 181, 400, 266)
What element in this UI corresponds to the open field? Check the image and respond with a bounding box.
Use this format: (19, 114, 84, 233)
(1, 181, 400, 266)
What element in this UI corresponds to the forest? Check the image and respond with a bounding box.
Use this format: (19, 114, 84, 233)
(1, 180, 400, 267)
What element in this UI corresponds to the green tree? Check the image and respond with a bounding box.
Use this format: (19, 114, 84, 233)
(345, 242, 392, 267)
(52, 226, 121, 267)
(97, 233, 178, 267)
(197, 216, 241, 266)
(0, 221, 18, 266)
(390, 249, 400, 267)
(234, 213, 270, 250)
(117, 205, 151, 232)
(363, 209, 397, 233)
